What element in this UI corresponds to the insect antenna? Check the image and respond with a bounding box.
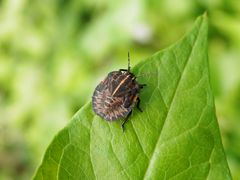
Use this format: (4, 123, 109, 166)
(128, 51, 131, 71)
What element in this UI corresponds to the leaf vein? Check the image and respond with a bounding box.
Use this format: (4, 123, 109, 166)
(142, 18, 203, 179)
(130, 121, 149, 159)
(108, 123, 130, 180)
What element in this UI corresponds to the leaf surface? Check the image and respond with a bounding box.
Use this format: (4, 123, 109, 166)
(34, 15, 231, 180)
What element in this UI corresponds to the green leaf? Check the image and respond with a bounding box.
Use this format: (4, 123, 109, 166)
(33, 15, 231, 180)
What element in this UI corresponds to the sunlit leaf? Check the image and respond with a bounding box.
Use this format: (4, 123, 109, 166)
(33, 15, 231, 180)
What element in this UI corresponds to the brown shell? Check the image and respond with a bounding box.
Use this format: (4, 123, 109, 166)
(92, 71, 141, 121)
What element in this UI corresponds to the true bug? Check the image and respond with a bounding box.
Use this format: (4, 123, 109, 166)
(92, 52, 146, 131)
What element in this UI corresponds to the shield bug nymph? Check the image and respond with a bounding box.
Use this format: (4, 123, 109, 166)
(92, 52, 146, 131)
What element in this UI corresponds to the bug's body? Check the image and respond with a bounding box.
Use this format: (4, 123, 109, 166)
(92, 53, 145, 130)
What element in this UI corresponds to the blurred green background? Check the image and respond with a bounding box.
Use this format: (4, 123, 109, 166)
(0, 0, 239, 179)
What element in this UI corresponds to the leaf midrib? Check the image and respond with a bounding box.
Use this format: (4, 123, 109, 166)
(142, 18, 203, 179)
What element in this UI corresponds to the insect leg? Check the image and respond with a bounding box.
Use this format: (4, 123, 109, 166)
(119, 69, 128, 72)
(136, 97, 143, 112)
(140, 84, 147, 88)
(121, 110, 132, 132)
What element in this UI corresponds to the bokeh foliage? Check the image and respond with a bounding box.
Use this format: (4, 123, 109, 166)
(0, 0, 239, 179)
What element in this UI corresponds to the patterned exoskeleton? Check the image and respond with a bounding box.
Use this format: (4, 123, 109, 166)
(92, 52, 145, 131)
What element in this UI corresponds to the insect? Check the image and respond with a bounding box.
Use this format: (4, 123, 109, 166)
(92, 52, 146, 131)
